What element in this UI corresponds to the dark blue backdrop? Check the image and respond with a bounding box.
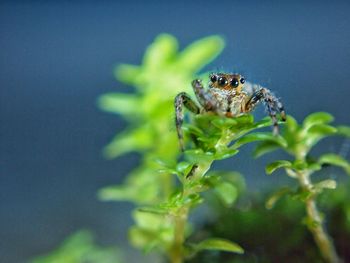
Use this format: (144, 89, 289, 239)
(1, 1, 350, 262)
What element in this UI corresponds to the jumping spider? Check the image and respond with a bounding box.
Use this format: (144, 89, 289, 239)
(175, 73, 286, 151)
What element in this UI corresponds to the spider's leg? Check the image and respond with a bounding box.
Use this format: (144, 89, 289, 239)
(246, 88, 286, 135)
(192, 79, 217, 111)
(175, 92, 200, 151)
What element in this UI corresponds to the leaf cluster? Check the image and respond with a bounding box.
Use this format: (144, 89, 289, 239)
(256, 112, 350, 209)
(31, 231, 121, 263)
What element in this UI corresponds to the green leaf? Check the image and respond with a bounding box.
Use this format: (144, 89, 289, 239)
(285, 115, 299, 132)
(265, 187, 293, 209)
(194, 238, 244, 254)
(103, 126, 153, 158)
(265, 160, 292, 174)
(97, 93, 140, 118)
(184, 149, 215, 163)
(31, 231, 121, 263)
(307, 124, 337, 135)
(214, 148, 239, 160)
(114, 64, 141, 85)
(233, 132, 287, 149)
(303, 112, 334, 130)
(314, 179, 337, 192)
(133, 210, 166, 231)
(128, 226, 159, 251)
(318, 153, 350, 174)
(214, 181, 238, 206)
(98, 168, 160, 204)
(98, 185, 131, 201)
(337, 125, 350, 138)
(176, 36, 225, 73)
(143, 34, 178, 70)
(253, 141, 281, 158)
(304, 124, 337, 148)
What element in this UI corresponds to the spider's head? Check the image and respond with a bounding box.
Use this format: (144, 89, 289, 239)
(209, 73, 245, 93)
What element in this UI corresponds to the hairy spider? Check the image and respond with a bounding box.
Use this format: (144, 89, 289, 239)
(175, 73, 286, 151)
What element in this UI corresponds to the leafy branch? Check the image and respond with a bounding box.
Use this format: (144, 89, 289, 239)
(97, 34, 284, 262)
(258, 112, 350, 263)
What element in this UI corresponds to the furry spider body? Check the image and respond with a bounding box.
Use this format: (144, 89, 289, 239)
(175, 73, 286, 151)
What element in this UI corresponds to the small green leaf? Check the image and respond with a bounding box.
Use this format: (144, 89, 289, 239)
(176, 161, 192, 173)
(98, 185, 131, 201)
(234, 132, 287, 149)
(128, 226, 158, 251)
(214, 148, 239, 160)
(182, 123, 204, 136)
(184, 149, 214, 163)
(195, 238, 244, 254)
(265, 187, 293, 209)
(265, 160, 292, 174)
(114, 64, 141, 85)
(314, 179, 337, 192)
(337, 125, 350, 138)
(103, 126, 153, 158)
(137, 206, 169, 215)
(253, 141, 281, 158)
(304, 124, 337, 149)
(307, 124, 337, 135)
(214, 182, 238, 206)
(285, 115, 299, 132)
(143, 34, 178, 70)
(303, 112, 334, 129)
(133, 210, 165, 231)
(176, 36, 225, 73)
(97, 93, 140, 118)
(318, 153, 350, 174)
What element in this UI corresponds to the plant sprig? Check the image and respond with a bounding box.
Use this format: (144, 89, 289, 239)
(257, 112, 350, 263)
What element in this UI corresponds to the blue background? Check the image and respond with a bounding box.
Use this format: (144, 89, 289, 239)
(1, 1, 350, 262)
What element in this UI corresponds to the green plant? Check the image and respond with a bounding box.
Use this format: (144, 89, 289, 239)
(98, 34, 289, 262)
(256, 113, 350, 263)
(188, 181, 350, 263)
(31, 231, 122, 263)
(31, 34, 350, 263)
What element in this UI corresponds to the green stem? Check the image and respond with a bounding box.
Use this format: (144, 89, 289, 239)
(297, 171, 340, 263)
(170, 206, 189, 263)
(169, 130, 228, 263)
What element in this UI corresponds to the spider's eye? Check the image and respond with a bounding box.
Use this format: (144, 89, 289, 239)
(240, 77, 245, 84)
(210, 74, 217, 82)
(231, 78, 239, 88)
(218, 77, 227, 86)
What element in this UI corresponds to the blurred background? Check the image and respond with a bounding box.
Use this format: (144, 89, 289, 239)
(1, 1, 350, 262)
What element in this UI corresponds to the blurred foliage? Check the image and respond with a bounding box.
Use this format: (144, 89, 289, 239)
(252, 112, 350, 263)
(255, 112, 350, 210)
(98, 34, 350, 262)
(98, 34, 258, 261)
(98, 33, 225, 206)
(189, 181, 350, 263)
(97, 34, 288, 262)
(32, 34, 350, 263)
(31, 231, 122, 263)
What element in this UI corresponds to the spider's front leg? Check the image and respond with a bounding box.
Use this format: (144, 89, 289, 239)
(191, 79, 218, 112)
(175, 92, 201, 151)
(246, 87, 286, 135)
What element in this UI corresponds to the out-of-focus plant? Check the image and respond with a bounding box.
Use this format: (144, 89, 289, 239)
(255, 113, 350, 263)
(31, 231, 121, 263)
(188, 181, 350, 263)
(98, 34, 287, 262)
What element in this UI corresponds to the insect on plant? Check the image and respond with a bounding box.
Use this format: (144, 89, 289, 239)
(175, 73, 287, 150)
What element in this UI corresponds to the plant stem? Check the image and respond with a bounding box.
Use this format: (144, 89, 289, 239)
(297, 171, 340, 263)
(170, 206, 189, 263)
(170, 129, 227, 263)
